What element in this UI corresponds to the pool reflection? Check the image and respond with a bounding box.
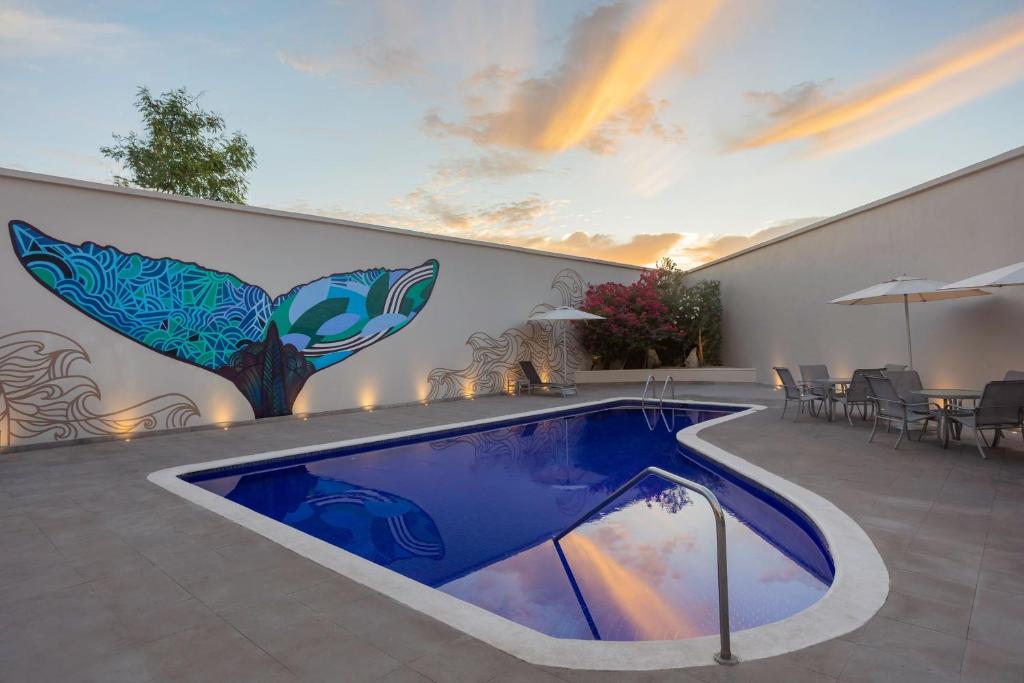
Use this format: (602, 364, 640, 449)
(191, 406, 833, 641)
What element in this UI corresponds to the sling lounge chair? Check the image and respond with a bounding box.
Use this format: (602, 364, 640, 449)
(518, 361, 577, 397)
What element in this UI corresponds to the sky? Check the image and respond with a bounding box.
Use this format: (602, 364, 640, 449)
(2, 0, 1023, 268)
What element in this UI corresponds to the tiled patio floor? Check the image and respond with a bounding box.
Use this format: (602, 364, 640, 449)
(1, 384, 1022, 682)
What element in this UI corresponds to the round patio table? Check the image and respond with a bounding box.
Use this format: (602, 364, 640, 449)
(911, 388, 982, 447)
(811, 378, 851, 422)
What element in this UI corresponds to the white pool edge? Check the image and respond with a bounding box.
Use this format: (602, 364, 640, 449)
(148, 398, 889, 671)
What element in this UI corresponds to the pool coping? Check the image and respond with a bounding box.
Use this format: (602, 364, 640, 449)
(148, 398, 889, 670)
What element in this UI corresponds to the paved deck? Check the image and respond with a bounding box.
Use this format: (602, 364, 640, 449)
(1, 384, 1022, 682)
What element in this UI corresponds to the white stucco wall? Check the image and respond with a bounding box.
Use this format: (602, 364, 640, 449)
(685, 146, 1024, 388)
(0, 169, 641, 448)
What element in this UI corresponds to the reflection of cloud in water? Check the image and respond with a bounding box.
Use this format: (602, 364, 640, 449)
(589, 523, 696, 585)
(440, 542, 593, 639)
(756, 559, 824, 588)
(561, 533, 701, 639)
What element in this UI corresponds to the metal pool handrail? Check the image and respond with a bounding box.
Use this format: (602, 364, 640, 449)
(641, 374, 656, 408)
(553, 466, 738, 665)
(659, 375, 676, 410)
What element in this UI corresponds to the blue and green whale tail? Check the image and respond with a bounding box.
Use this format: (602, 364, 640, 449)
(9, 220, 438, 418)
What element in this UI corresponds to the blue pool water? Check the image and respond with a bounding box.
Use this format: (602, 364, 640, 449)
(185, 402, 833, 641)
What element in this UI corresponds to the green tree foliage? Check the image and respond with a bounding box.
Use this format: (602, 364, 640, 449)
(655, 258, 724, 367)
(101, 87, 256, 204)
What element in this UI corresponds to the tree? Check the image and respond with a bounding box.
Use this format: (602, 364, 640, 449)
(678, 280, 723, 366)
(655, 258, 723, 367)
(101, 87, 256, 204)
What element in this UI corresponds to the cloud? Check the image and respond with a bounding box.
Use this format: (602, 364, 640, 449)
(667, 217, 822, 268)
(423, 0, 717, 154)
(432, 152, 542, 182)
(744, 80, 832, 120)
(275, 198, 820, 269)
(0, 6, 134, 58)
(513, 231, 682, 265)
(361, 45, 423, 81)
(278, 189, 681, 266)
(397, 189, 682, 265)
(276, 50, 340, 76)
(574, 94, 684, 155)
(733, 11, 1024, 153)
(277, 44, 423, 82)
(463, 65, 523, 89)
(401, 190, 552, 233)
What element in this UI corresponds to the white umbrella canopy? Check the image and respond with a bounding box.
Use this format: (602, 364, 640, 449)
(829, 275, 990, 368)
(528, 306, 605, 384)
(941, 261, 1024, 289)
(529, 306, 607, 321)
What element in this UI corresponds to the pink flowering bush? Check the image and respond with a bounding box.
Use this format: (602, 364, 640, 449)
(577, 270, 684, 369)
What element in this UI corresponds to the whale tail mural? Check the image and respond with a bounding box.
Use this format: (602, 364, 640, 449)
(9, 221, 438, 418)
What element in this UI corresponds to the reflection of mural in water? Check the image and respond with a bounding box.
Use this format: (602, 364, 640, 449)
(0, 330, 199, 448)
(225, 466, 444, 564)
(9, 221, 438, 418)
(427, 269, 585, 399)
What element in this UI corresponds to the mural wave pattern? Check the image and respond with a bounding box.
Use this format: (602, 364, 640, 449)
(0, 330, 199, 448)
(427, 269, 585, 400)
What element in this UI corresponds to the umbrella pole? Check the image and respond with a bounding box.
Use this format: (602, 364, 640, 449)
(904, 294, 913, 369)
(562, 322, 568, 385)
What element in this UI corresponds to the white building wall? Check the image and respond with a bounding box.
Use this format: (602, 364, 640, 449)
(0, 169, 641, 448)
(685, 147, 1024, 388)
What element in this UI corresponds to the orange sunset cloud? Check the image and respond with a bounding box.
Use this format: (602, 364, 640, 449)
(425, 0, 719, 155)
(735, 11, 1024, 153)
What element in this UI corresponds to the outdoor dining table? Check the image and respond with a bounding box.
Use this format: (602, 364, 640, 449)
(810, 378, 852, 422)
(910, 388, 982, 447)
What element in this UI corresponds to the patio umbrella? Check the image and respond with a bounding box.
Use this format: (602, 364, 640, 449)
(829, 275, 989, 369)
(528, 306, 604, 384)
(941, 261, 1024, 289)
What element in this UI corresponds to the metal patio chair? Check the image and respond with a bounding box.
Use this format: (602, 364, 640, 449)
(946, 380, 1024, 458)
(886, 370, 925, 404)
(830, 368, 882, 426)
(774, 367, 823, 421)
(799, 364, 830, 416)
(865, 374, 940, 449)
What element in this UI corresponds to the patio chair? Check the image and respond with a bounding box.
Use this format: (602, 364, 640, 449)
(865, 374, 940, 449)
(946, 380, 1024, 458)
(774, 367, 824, 421)
(886, 371, 942, 425)
(517, 361, 575, 396)
(883, 364, 907, 375)
(799, 364, 829, 415)
(830, 368, 882, 426)
(886, 370, 923, 401)
(1004, 370, 1024, 381)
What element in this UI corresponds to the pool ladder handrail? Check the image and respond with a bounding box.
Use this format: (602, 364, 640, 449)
(659, 375, 675, 410)
(640, 374, 656, 409)
(553, 466, 738, 665)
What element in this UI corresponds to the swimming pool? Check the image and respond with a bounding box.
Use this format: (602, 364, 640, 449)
(149, 397, 888, 671)
(182, 401, 832, 641)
